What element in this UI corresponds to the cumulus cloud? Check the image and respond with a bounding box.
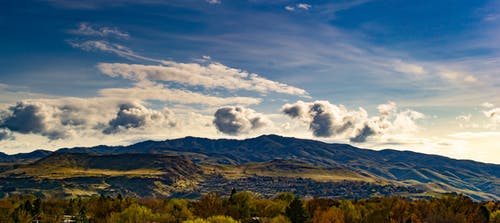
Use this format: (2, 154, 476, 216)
(69, 22, 129, 38)
(97, 62, 308, 97)
(0, 102, 67, 140)
(213, 106, 269, 135)
(0, 128, 14, 141)
(103, 102, 176, 134)
(377, 101, 397, 117)
(350, 125, 376, 143)
(282, 101, 424, 142)
(282, 100, 367, 138)
(0, 98, 182, 139)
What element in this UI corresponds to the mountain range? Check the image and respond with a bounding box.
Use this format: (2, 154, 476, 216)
(0, 135, 498, 200)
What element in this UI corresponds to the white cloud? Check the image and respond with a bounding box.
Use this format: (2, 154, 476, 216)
(439, 71, 477, 83)
(69, 23, 129, 38)
(297, 3, 311, 10)
(206, 0, 221, 4)
(392, 59, 425, 75)
(70, 40, 308, 97)
(377, 101, 397, 117)
(97, 62, 309, 97)
(286, 3, 311, 11)
(0, 97, 182, 140)
(483, 107, 500, 128)
(282, 100, 424, 142)
(0, 101, 69, 140)
(481, 102, 495, 109)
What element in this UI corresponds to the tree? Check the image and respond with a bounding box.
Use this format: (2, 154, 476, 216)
(254, 199, 287, 218)
(76, 206, 89, 223)
(312, 207, 345, 223)
(490, 210, 500, 223)
(286, 197, 308, 223)
(184, 215, 240, 223)
(108, 203, 158, 223)
(338, 200, 361, 223)
(226, 192, 256, 221)
(163, 199, 194, 223)
(276, 193, 295, 205)
(195, 192, 225, 218)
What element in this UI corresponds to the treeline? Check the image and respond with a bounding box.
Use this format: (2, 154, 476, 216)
(0, 191, 499, 223)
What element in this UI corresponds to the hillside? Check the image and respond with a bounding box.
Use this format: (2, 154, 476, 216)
(202, 159, 378, 182)
(0, 153, 202, 198)
(0, 135, 498, 200)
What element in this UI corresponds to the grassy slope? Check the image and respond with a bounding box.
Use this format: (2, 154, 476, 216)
(201, 159, 378, 182)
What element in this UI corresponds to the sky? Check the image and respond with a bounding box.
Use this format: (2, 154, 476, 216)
(0, 0, 499, 164)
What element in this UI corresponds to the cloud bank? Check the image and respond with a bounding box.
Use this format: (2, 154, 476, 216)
(282, 101, 424, 142)
(0, 99, 180, 140)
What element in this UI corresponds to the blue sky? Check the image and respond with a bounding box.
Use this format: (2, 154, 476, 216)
(0, 0, 499, 164)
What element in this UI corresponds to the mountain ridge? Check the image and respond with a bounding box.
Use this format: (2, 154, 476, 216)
(4, 134, 494, 165)
(0, 134, 498, 200)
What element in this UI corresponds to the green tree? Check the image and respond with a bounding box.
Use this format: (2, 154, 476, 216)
(226, 191, 256, 221)
(338, 200, 361, 223)
(286, 197, 308, 223)
(276, 193, 295, 206)
(109, 203, 158, 223)
(164, 199, 194, 223)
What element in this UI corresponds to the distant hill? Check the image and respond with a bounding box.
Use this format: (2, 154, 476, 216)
(0, 150, 52, 162)
(0, 135, 498, 200)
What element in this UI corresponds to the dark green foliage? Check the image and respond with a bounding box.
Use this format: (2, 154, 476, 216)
(286, 197, 309, 223)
